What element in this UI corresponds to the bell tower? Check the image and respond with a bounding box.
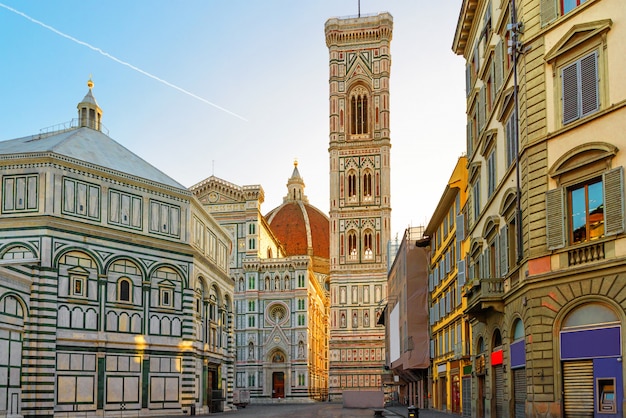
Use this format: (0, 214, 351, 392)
(325, 13, 392, 398)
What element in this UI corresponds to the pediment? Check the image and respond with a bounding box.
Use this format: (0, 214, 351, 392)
(549, 142, 618, 178)
(545, 19, 612, 63)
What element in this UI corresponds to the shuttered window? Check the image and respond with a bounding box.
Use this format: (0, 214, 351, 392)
(547, 167, 624, 249)
(562, 51, 599, 125)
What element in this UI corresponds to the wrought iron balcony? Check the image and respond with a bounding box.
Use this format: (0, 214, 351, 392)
(463, 277, 505, 319)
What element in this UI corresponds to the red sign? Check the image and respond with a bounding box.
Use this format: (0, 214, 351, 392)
(491, 349, 503, 366)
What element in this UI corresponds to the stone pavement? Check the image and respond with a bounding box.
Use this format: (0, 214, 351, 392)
(187, 402, 459, 418)
(384, 404, 457, 418)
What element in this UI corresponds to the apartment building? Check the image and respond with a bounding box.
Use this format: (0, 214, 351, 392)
(453, 0, 626, 416)
(424, 157, 470, 415)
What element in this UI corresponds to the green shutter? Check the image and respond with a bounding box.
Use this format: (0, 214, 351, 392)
(546, 187, 566, 250)
(495, 40, 503, 92)
(603, 167, 625, 236)
(540, 0, 558, 27)
(500, 225, 509, 275)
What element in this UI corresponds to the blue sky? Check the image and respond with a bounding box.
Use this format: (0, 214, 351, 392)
(1, 0, 466, 241)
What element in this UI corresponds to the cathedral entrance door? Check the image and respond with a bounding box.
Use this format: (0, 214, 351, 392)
(272, 372, 284, 398)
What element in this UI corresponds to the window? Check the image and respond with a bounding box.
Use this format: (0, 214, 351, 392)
(71, 275, 86, 297)
(473, 179, 481, 222)
(487, 149, 496, 198)
(248, 316, 255, 327)
(562, 0, 586, 15)
(2, 174, 38, 213)
(298, 314, 305, 326)
(569, 178, 603, 244)
(248, 300, 255, 312)
(348, 232, 358, 260)
(347, 172, 357, 201)
(297, 299, 305, 310)
(149, 199, 180, 237)
(363, 231, 373, 260)
(363, 172, 372, 201)
(547, 167, 624, 250)
(350, 86, 369, 135)
(562, 51, 599, 125)
(160, 288, 172, 307)
(298, 274, 305, 288)
(541, 0, 587, 26)
(248, 275, 255, 290)
(119, 279, 131, 302)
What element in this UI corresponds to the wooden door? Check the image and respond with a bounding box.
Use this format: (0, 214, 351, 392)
(272, 372, 284, 398)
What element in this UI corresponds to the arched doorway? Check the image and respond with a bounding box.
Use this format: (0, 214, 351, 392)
(270, 350, 286, 399)
(560, 302, 622, 417)
(491, 329, 504, 418)
(510, 319, 526, 418)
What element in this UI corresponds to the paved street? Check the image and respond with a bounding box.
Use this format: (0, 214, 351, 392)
(201, 402, 456, 418)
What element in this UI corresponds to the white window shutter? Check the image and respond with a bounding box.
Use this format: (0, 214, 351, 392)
(546, 187, 566, 250)
(604, 167, 625, 236)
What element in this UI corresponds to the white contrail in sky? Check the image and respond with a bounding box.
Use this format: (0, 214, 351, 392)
(0, 2, 248, 122)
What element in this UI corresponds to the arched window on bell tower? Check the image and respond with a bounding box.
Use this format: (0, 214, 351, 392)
(363, 230, 374, 260)
(350, 86, 369, 136)
(347, 171, 357, 203)
(363, 171, 372, 202)
(348, 231, 358, 260)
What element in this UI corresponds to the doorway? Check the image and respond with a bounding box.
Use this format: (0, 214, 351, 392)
(272, 372, 284, 398)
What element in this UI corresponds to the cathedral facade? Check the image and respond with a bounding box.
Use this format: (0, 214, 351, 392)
(191, 163, 329, 403)
(325, 13, 393, 399)
(0, 83, 235, 417)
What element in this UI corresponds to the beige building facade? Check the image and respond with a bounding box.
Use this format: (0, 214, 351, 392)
(325, 13, 393, 400)
(454, 0, 626, 416)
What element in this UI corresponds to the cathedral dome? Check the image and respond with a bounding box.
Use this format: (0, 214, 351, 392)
(265, 162, 329, 259)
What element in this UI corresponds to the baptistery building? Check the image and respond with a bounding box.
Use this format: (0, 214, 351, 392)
(0, 82, 235, 417)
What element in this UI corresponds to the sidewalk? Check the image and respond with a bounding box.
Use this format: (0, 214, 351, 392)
(384, 405, 459, 418)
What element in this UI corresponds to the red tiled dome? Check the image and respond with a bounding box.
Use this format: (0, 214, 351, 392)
(266, 201, 329, 258)
(265, 162, 329, 259)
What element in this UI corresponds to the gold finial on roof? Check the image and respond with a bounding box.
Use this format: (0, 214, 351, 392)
(87, 76, 94, 89)
(294, 158, 298, 167)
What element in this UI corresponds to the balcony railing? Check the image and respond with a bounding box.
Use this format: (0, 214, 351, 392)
(463, 277, 505, 318)
(568, 241, 605, 266)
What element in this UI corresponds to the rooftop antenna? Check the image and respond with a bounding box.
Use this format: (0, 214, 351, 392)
(358, 0, 361, 17)
(212, 160, 215, 176)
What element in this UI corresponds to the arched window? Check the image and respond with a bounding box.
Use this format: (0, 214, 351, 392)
(363, 231, 373, 260)
(119, 279, 131, 302)
(348, 231, 358, 260)
(363, 172, 372, 201)
(563, 302, 619, 329)
(347, 172, 357, 201)
(350, 86, 369, 135)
